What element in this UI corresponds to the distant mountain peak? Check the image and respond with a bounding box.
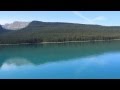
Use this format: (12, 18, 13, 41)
(2, 21, 30, 30)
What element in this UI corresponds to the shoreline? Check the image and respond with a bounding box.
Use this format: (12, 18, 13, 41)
(0, 39, 120, 46)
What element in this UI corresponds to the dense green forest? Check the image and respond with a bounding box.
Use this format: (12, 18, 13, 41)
(1, 21, 120, 44)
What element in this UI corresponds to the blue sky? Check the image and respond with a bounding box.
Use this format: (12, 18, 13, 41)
(0, 11, 119, 26)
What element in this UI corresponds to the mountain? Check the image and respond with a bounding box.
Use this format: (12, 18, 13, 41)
(1, 20, 120, 44)
(0, 25, 4, 31)
(0, 25, 8, 33)
(2, 21, 30, 30)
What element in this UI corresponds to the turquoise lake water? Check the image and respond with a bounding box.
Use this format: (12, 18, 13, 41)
(0, 41, 120, 79)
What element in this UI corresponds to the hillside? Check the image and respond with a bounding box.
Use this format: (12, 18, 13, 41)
(1, 21, 120, 44)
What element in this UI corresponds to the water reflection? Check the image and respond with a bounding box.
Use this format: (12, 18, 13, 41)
(0, 41, 120, 66)
(0, 58, 34, 70)
(0, 52, 120, 78)
(0, 41, 120, 78)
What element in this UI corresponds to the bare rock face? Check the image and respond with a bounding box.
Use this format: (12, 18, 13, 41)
(2, 21, 30, 30)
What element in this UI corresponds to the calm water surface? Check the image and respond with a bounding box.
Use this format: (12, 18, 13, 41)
(0, 41, 120, 79)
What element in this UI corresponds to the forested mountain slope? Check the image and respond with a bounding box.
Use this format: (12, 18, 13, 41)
(1, 21, 120, 44)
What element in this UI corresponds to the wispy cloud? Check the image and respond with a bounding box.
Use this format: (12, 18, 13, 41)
(72, 11, 95, 24)
(72, 11, 106, 25)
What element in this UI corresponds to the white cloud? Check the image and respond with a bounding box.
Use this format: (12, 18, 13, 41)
(93, 16, 106, 22)
(0, 19, 13, 25)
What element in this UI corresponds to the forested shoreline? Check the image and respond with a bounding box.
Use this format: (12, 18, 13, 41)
(1, 21, 120, 44)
